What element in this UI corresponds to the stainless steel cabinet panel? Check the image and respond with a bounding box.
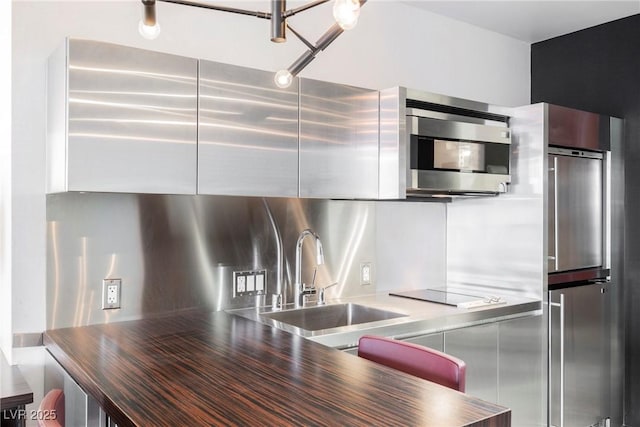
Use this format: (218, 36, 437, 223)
(548, 153, 603, 273)
(47, 39, 198, 194)
(498, 315, 546, 427)
(46, 351, 106, 427)
(549, 283, 610, 427)
(404, 332, 444, 352)
(444, 323, 498, 403)
(198, 61, 299, 197)
(344, 333, 442, 357)
(299, 78, 379, 199)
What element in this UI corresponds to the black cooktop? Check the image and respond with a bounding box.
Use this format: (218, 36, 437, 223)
(389, 289, 483, 306)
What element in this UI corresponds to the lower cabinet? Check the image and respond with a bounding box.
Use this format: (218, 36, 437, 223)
(45, 352, 109, 427)
(404, 332, 444, 352)
(444, 324, 499, 403)
(402, 326, 499, 404)
(498, 315, 546, 427)
(342, 315, 546, 426)
(399, 315, 546, 427)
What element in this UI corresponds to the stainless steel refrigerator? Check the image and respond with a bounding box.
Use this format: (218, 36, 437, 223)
(546, 105, 621, 427)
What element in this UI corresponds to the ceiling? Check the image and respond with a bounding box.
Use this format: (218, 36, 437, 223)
(401, 1, 639, 43)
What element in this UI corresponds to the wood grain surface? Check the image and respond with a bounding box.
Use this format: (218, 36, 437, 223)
(0, 351, 33, 410)
(44, 310, 511, 426)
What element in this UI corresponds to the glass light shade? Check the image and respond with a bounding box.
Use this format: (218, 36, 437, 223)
(274, 70, 293, 88)
(333, 0, 360, 30)
(138, 20, 161, 40)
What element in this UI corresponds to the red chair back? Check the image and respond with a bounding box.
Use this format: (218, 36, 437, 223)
(38, 388, 65, 427)
(358, 335, 466, 392)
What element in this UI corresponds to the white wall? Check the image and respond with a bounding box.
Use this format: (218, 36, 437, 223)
(7, 0, 530, 362)
(1, 0, 12, 362)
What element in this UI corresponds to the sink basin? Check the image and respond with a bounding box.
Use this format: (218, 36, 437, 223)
(260, 303, 407, 331)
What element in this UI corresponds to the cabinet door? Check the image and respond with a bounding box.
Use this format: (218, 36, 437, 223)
(549, 284, 610, 427)
(444, 323, 498, 403)
(198, 61, 299, 197)
(299, 78, 379, 199)
(548, 153, 603, 273)
(63, 39, 198, 194)
(498, 315, 546, 427)
(404, 332, 444, 352)
(45, 351, 105, 427)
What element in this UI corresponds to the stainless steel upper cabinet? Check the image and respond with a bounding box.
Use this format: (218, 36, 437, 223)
(198, 61, 299, 197)
(299, 79, 379, 199)
(46, 39, 198, 194)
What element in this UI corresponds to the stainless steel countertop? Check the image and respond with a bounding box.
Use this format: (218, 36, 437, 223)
(229, 290, 542, 349)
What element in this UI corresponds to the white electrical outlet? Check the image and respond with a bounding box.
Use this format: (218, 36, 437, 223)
(360, 263, 372, 286)
(233, 269, 268, 297)
(237, 275, 246, 293)
(102, 278, 121, 309)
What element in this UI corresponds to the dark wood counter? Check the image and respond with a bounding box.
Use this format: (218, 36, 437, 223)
(1, 351, 33, 427)
(44, 310, 510, 426)
(1, 352, 33, 410)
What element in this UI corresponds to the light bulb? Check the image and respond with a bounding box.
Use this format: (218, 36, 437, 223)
(274, 70, 293, 88)
(138, 20, 161, 40)
(333, 0, 360, 30)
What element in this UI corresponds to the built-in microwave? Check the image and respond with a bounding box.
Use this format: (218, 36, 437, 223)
(378, 87, 513, 199)
(407, 111, 512, 195)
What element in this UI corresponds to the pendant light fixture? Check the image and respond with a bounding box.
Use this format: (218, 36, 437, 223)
(139, 0, 161, 40)
(138, 0, 365, 87)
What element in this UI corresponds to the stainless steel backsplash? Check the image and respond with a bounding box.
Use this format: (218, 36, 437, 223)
(47, 194, 447, 328)
(446, 104, 546, 299)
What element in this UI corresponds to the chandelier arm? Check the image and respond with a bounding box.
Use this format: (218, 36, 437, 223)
(271, 0, 287, 42)
(288, 23, 344, 76)
(286, 24, 316, 51)
(157, 0, 271, 20)
(314, 22, 344, 52)
(283, 0, 331, 18)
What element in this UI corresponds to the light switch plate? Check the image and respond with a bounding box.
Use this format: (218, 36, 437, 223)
(255, 272, 265, 292)
(102, 278, 121, 309)
(233, 269, 267, 297)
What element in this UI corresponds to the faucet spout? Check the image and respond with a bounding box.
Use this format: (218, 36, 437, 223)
(262, 199, 284, 310)
(294, 229, 325, 308)
(316, 238, 325, 265)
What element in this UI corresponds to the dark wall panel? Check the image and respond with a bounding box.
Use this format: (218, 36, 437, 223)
(532, 15, 638, 117)
(532, 14, 640, 426)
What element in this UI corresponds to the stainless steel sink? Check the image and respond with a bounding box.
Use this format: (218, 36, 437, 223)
(260, 303, 407, 331)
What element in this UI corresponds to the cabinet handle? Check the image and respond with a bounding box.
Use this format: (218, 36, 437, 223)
(550, 294, 565, 427)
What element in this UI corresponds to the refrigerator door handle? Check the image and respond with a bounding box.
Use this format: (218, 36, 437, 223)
(550, 294, 565, 427)
(550, 156, 560, 271)
(588, 278, 610, 285)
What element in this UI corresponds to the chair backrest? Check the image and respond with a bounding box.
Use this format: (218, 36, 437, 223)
(357, 335, 466, 392)
(38, 388, 65, 427)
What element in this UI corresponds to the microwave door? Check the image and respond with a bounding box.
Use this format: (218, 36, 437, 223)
(552, 153, 603, 272)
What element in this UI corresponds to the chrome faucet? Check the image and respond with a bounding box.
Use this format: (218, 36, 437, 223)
(294, 229, 325, 308)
